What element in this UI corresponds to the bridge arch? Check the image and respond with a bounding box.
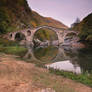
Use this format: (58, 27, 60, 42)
(9, 33, 13, 39)
(65, 32, 77, 37)
(27, 30, 31, 36)
(32, 26, 60, 45)
(63, 31, 78, 43)
(15, 32, 26, 41)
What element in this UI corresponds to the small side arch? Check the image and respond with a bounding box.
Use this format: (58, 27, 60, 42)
(27, 30, 31, 36)
(15, 32, 26, 41)
(64, 32, 78, 42)
(9, 33, 12, 38)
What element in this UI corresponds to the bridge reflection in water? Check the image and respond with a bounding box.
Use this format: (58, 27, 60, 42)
(22, 46, 92, 74)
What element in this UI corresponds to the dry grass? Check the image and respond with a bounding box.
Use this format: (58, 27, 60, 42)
(0, 53, 92, 92)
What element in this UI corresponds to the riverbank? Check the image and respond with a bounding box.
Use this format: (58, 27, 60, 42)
(0, 53, 92, 92)
(0, 38, 28, 56)
(49, 68, 92, 87)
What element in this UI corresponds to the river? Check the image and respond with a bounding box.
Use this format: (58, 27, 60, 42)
(23, 45, 92, 74)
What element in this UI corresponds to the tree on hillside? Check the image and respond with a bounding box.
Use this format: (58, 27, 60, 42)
(75, 17, 80, 23)
(71, 17, 80, 28)
(70, 18, 80, 31)
(0, 9, 9, 34)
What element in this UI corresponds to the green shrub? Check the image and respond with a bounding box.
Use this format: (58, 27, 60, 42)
(86, 35, 92, 41)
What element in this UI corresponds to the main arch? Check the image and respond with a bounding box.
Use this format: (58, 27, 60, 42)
(33, 27, 59, 45)
(28, 26, 65, 45)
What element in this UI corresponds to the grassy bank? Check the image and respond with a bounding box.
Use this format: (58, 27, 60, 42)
(0, 54, 92, 92)
(49, 68, 92, 87)
(0, 38, 28, 56)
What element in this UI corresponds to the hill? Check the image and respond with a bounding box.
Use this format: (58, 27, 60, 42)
(0, 0, 68, 34)
(79, 13, 92, 42)
(72, 13, 92, 42)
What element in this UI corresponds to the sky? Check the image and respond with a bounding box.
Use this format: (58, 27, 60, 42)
(27, 0, 92, 27)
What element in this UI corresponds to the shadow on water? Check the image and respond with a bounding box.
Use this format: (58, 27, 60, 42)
(22, 45, 92, 74)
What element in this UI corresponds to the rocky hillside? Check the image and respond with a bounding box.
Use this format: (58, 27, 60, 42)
(0, 0, 67, 34)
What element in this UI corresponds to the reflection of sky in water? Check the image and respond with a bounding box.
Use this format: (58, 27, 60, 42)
(46, 60, 81, 74)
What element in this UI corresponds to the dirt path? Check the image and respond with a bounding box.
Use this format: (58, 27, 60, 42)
(0, 53, 92, 92)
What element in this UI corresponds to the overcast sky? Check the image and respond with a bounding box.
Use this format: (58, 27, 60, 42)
(27, 0, 92, 27)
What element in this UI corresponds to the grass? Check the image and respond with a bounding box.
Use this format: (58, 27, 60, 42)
(0, 55, 76, 92)
(49, 68, 92, 87)
(0, 38, 19, 46)
(32, 69, 75, 92)
(0, 46, 27, 56)
(0, 38, 28, 56)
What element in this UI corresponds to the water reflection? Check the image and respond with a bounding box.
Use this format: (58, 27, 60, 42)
(23, 45, 92, 74)
(34, 46, 58, 62)
(46, 60, 81, 74)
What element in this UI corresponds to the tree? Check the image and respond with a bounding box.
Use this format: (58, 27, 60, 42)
(75, 17, 80, 24)
(71, 18, 80, 28)
(0, 21, 8, 34)
(0, 8, 9, 34)
(71, 17, 80, 31)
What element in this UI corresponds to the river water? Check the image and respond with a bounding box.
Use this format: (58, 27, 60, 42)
(23, 46, 92, 74)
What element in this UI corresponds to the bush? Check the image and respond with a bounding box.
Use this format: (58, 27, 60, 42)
(86, 35, 92, 41)
(0, 8, 9, 34)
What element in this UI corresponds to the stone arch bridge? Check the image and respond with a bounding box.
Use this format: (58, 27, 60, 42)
(5, 25, 78, 45)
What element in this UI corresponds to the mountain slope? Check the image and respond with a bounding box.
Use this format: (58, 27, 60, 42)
(32, 11, 67, 28)
(0, 0, 67, 34)
(78, 13, 92, 42)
